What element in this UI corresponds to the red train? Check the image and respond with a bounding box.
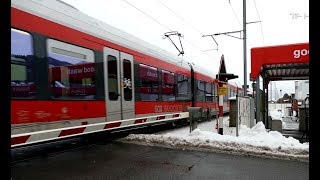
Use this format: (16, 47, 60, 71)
(11, 0, 244, 147)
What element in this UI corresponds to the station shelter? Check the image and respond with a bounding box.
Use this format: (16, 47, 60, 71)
(250, 42, 309, 129)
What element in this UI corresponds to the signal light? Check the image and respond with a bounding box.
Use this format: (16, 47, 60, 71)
(216, 73, 238, 82)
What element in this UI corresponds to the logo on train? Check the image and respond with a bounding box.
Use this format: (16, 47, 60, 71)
(123, 78, 132, 89)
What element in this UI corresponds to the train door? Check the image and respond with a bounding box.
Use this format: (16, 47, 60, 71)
(120, 52, 135, 119)
(103, 47, 135, 121)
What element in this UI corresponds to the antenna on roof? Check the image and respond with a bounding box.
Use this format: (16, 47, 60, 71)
(163, 31, 185, 56)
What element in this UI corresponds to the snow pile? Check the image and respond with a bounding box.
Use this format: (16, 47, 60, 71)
(119, 122, 309, 162)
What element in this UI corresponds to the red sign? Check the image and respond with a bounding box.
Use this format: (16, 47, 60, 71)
(250, 43, 309, 79)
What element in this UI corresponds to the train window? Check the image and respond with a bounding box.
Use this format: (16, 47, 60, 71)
(197, 80, 205, 102)
(139, 64, 159, 101)
(205, 82, 213, 102)
(47, 39, 96, 100)
(108, 55, 119, 101)
(162, 70, 175, 101)
(123, 60, 132, 101)
(177, 74, 191, 100)
(11, 28, 36, 98)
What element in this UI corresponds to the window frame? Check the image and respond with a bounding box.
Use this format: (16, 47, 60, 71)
(47, 38, 96, 100)
(11, 28, 36, 99)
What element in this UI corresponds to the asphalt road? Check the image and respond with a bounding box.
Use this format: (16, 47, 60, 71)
(11, 142, 308, 180)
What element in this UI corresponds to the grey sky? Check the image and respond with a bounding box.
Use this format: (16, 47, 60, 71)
(62, 0, 309, 95)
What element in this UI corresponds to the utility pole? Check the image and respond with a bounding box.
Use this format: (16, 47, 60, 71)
(204, 1, 258, 97)
(243, 0, 247, 96)
(203, 1, 256, 98)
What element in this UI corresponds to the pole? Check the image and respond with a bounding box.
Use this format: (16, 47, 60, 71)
(188, 62, 195, 107)
(215, 83, 218, 130)
(236, 94, 239, 137)
(191, 65, 195, 107)
(243, 0, 247, 96)
(218, 82, 224, 135)
(255, 77, 260, 122)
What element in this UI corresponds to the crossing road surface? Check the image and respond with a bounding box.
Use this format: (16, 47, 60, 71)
(11, 142, 308, 180)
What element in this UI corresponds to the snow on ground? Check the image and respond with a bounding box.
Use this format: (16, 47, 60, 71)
(119, 116, 309, 162)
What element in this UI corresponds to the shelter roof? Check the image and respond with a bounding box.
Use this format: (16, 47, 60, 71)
(250, 43, 309, 81)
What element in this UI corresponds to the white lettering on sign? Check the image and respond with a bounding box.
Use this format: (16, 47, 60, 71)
(155, 105, 163, 113)
(163, 105, 183, 112)
(55, 107, 70, 119)
(17, 110, 30, 121)
(35, 111, 52, 119)
(293, 49, 309, 59)
(62, 107, 68, 114)
(68, 68, 82, 75)
(70, 88, 86, 94)
(83, 67, 95, 73)
(12, 86, 30, 92)
(67, 67, 95, 75)
(147, 71, 157, 78)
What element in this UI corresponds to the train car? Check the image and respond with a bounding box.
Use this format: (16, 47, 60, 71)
(11, 0, 243, 147)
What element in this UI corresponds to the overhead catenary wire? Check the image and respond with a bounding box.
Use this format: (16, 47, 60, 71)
(228, 0, 256, 48)
(252, 0, 265, 44)
(228, 0, 242, 28)
(157, 0, 220, 52)
(121, 0, 172, 31)
(121, 0, 214, 59)
(157, 0, 214, 44)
